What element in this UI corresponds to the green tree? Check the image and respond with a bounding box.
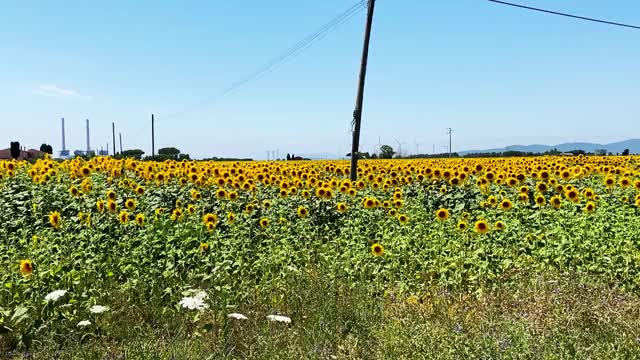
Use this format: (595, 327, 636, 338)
(121, 149, 145, 159)
(379, 145, 395, 159)
(622, 149, 630, 156)
(39, 143, 53, 154)
(158, 147, 180, 157)
(10, 142, 20, 159)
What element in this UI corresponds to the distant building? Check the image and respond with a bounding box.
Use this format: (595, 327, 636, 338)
(0, 148, 45, 161)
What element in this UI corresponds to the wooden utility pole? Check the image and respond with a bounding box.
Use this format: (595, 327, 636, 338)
(112, 123, 116, 155)
(119, 132, 123, 154)
(349, 0, 376, 181)
(447, 128, 453, 157)
(151, 114, 155, 157)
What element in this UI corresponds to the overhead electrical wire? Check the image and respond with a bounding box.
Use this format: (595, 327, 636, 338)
(128, 1, 367, 140)
(488, 0, 640, 30)
(168, 2, 365, 118)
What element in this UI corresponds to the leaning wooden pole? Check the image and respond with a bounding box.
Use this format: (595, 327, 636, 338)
(349, 0, 376, 181)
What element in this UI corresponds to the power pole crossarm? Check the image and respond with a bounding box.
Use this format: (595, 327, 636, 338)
(349, 0, 376, 181)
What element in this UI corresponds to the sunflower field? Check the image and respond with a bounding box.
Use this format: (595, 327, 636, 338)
(2, 155, 640, 355)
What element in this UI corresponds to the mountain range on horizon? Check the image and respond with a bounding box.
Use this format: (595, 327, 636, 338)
(459, 139, 640, 155)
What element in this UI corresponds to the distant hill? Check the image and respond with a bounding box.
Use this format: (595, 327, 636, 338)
(459, 139, 640, 155)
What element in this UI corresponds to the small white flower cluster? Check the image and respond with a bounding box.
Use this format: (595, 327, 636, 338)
(178, 290, 209, 311)
(177, 290, 291, 324)
(44, 290, 67, 302)
(77, 320, 91, 327)
(89, 305, 108, 314)
(266, 315, 291, 324)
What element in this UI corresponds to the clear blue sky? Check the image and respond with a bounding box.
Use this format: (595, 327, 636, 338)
(1, 0, 639, 159)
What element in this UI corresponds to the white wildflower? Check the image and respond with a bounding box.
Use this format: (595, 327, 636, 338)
(44, 290, 67, 302)
(178, 296, 209, 311)
(286, 265, 299, 272)
(194, 290, 207, 300)
(228, 313, 248, 320)
(266, 315, 291, 324)
(77, 320, 91, 327)
(89, 305, 108, 314)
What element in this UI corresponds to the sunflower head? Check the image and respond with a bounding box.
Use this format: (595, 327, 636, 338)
(135, 213, 145, 227)
(371, 243, 384, 257)
(500, 199, 512, 211)
(259, 218, 270, 229)
(397, 214, 409, 224)
(48, 211, 61, 229)
(494, 221, 506, 230)
(297, 206, 308, 218)
(474, 220, 489, 234)
(457, 221, 468, 231)
(19, 259, 33, 276)
(118, 211, 129, 224)
(435, 208, 449, 221)
(337, 202, 347, 213)
(125, 199, 136, 211)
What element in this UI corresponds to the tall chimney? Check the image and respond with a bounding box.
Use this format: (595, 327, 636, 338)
(86, 119, 91, 153)
(61, 118, 66, 152)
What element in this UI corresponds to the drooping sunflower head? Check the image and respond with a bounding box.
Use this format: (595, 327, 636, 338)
(19, 259, 33, 276)
(371, 243, 384, 257)
(118, 210, 129, 224)
(107, 200, 117, 213)
(171, 208, 183, 221)
(135, 213, 145, 227)
(96, 199, 105, 212)
(550, 195, 562, 209)
(48, 211, 61, 229)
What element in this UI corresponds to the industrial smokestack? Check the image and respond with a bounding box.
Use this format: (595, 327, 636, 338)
(61, 118, 66, 152)
(86, 119, 91, 153)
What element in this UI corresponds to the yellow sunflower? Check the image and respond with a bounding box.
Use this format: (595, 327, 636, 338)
(435, 208, 449, 221)
(474, 220, 490, 234)
(19, 259, 33, 276)
(371, 243, 384, 257)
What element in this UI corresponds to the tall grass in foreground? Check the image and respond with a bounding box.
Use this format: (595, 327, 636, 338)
(2, 271, 639, 359)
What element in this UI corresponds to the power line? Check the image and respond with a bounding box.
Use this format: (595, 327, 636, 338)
(129, 1, 367, 141)
(164, 0, 366, 120)
(488, 0, 640, 30)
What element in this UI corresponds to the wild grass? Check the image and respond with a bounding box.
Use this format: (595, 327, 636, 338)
(3, 271, 639, 359)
